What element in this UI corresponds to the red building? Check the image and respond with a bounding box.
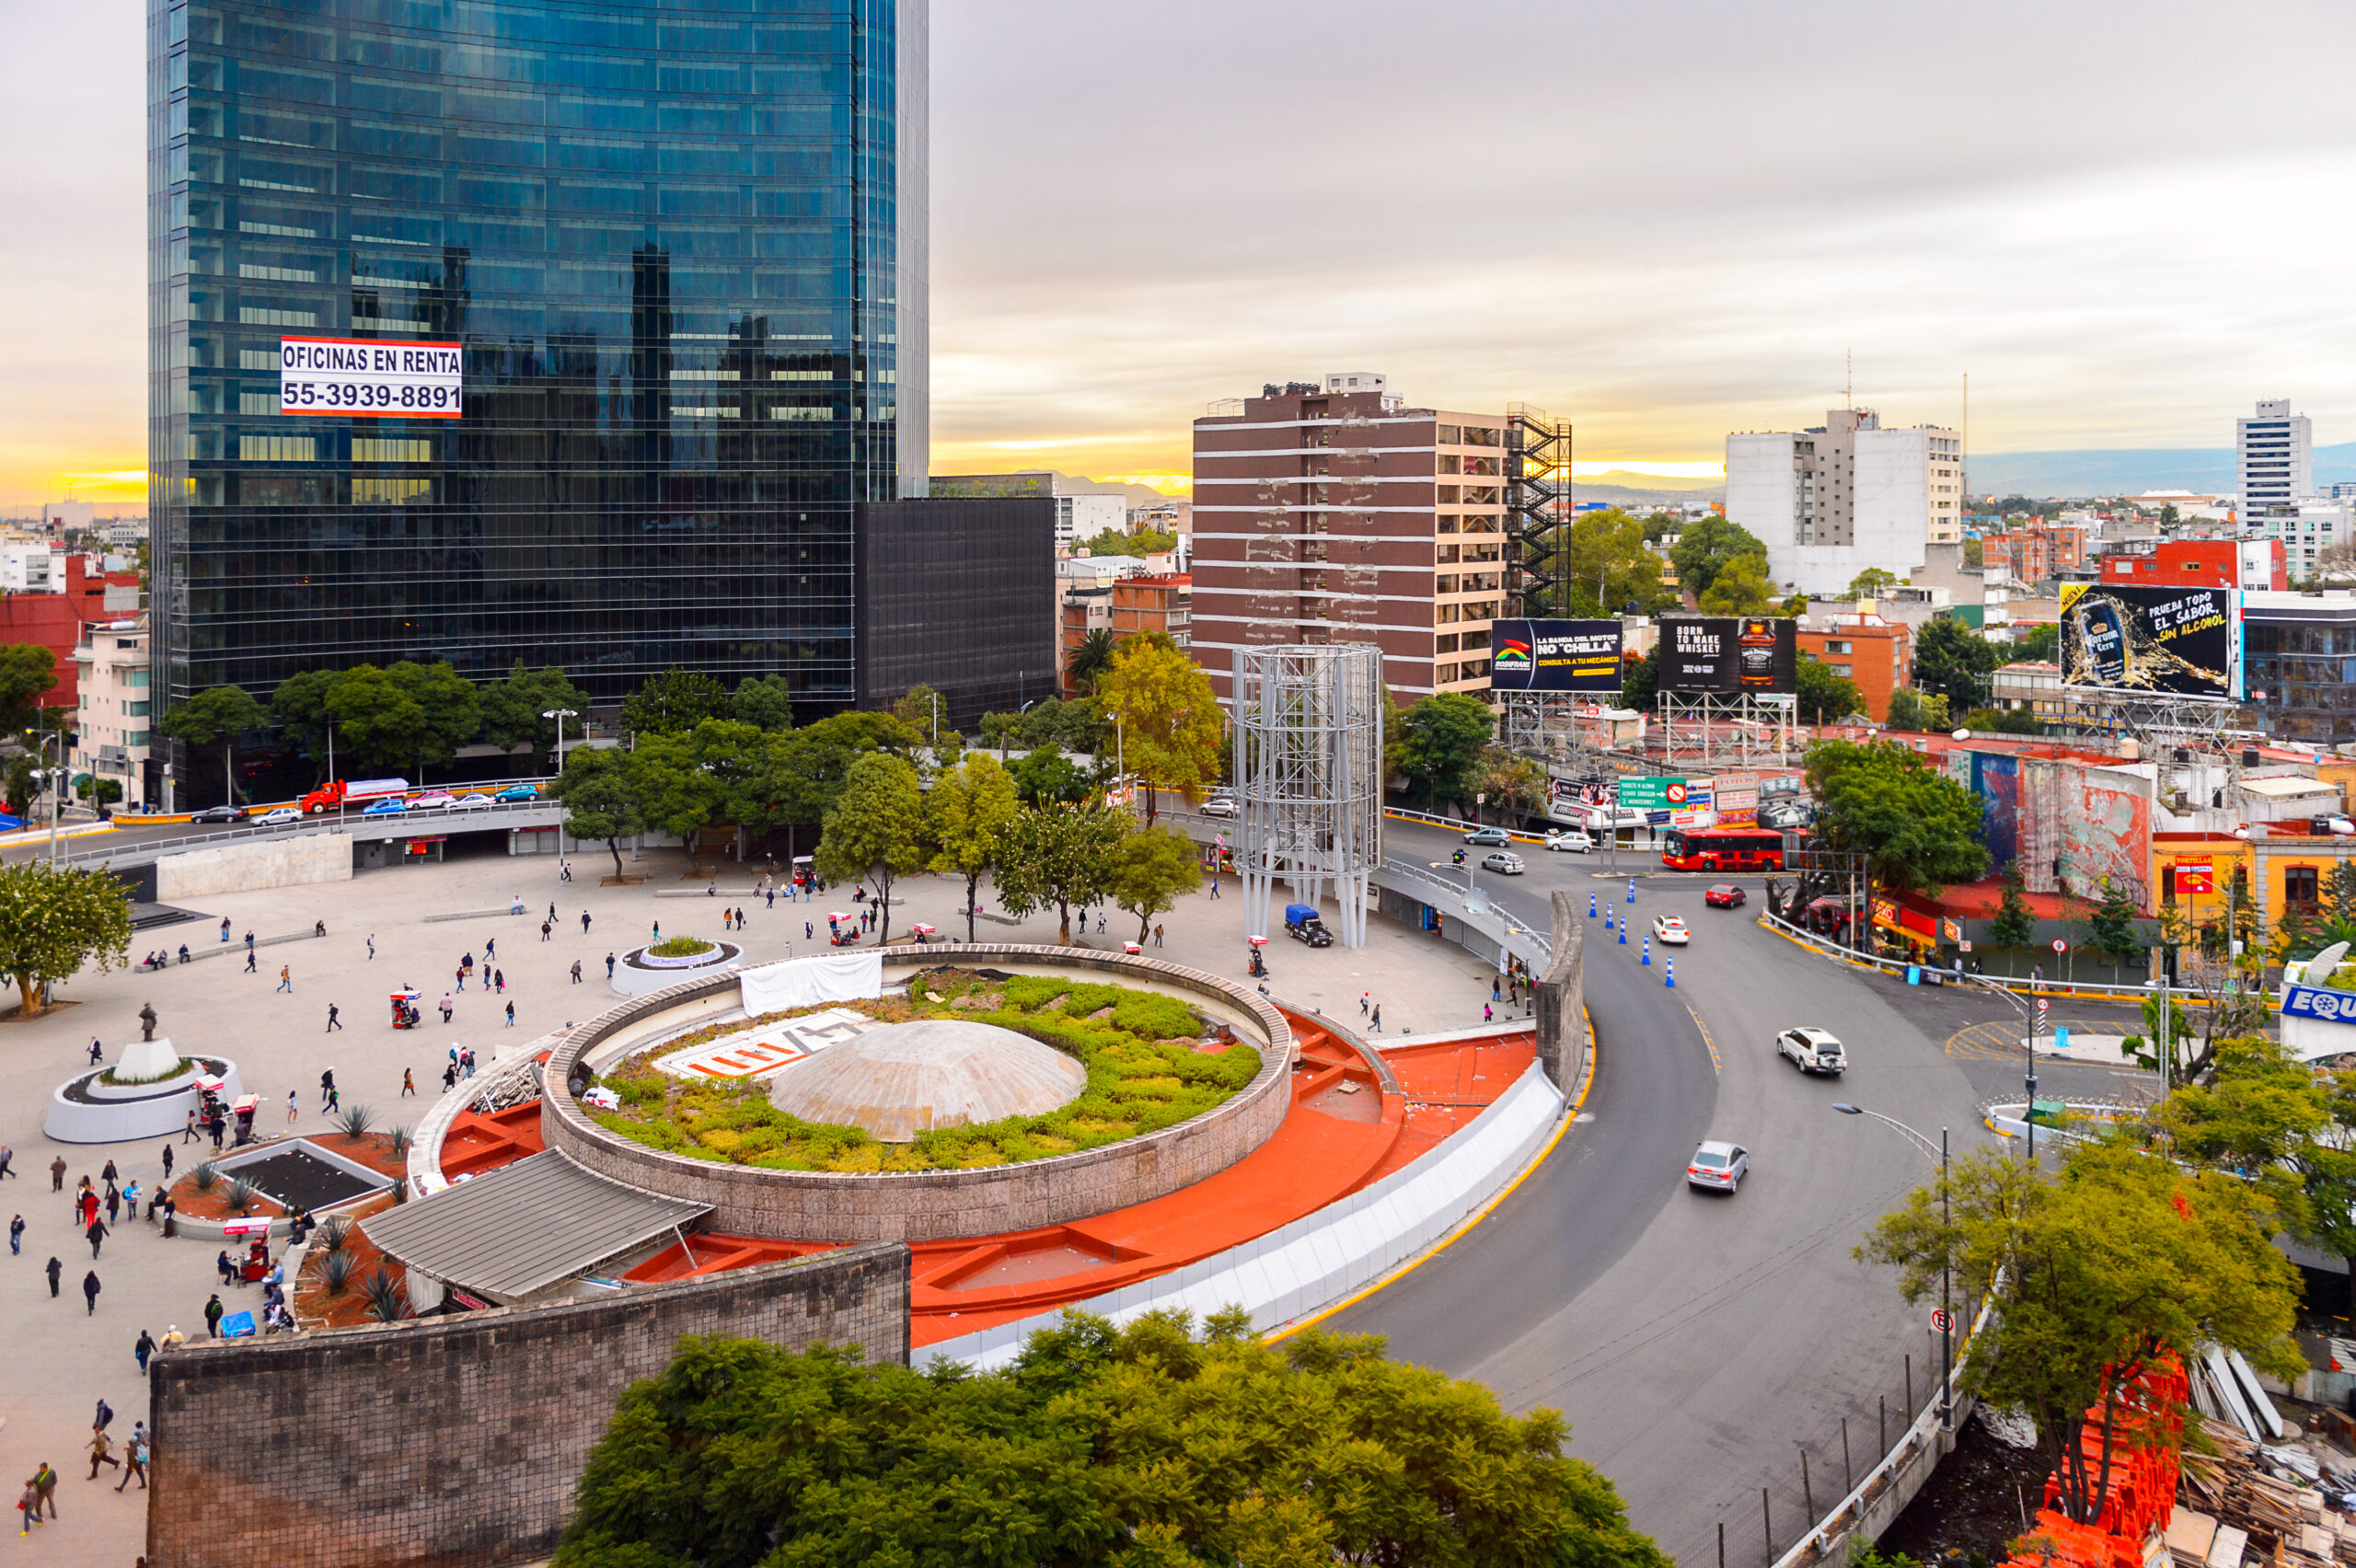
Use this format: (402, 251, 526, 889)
(0, 557, 138, 710)
(1796, 616, 1911, 721)
(2098, 537, 2284, 591)
(1981, 524, 2087, 583)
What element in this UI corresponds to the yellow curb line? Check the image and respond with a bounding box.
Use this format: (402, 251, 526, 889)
(1267, 1007, 1598, 1342)
(1688, 1006, 1722, 1073)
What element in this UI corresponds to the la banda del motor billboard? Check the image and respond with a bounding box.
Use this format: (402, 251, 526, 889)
(2058, 583, 2239, 699)
(1488, 619, 1624, 691)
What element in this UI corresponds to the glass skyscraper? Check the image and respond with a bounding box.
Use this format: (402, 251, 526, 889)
(146, 0, 929, 707)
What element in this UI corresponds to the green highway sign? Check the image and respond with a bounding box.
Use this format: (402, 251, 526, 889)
(1615, 777, 1690, 812)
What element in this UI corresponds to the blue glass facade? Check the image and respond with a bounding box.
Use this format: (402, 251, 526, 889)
(147, 0, 928, 706)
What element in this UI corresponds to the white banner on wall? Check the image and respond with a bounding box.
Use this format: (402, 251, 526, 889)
(738, 951, 883, 1015)
(278, 337, 463, 418)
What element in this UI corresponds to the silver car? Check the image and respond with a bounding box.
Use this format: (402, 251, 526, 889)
(1687, 1140, 1750, 1193)
(1481, 850, 1525, 875)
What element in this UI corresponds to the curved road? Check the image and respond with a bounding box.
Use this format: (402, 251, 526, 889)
(1334, 822, 2024, 1565)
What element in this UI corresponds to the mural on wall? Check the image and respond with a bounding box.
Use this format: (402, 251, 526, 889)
(2046, 761, 2154, 908)
(1952, 747, 2153, 907)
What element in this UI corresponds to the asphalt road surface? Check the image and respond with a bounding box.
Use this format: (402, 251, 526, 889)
(1334, 821, 2150, 1566)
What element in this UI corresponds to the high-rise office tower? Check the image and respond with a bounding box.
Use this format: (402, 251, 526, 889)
(2236, 399, 2314, 523)
(146, 0, 929, 707)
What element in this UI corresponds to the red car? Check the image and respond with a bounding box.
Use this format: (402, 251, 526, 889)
(1703, 884, 1746, 909)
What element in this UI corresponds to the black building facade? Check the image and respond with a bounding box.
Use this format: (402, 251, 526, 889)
(855, 497, 1056, 732)
(146, 0, 930, 708)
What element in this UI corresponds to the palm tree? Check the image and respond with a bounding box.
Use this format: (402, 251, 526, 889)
(1066, 628, 1119, 696)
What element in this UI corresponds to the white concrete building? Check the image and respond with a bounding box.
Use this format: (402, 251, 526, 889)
(2251, 498, 2351, 578)
(73, 617, 153, 810)
(1726, 408, 1962, 595)
(0, 543, 62, 593)
(2237, 399, 2313, 521)
(1053, 492, 1126, 553)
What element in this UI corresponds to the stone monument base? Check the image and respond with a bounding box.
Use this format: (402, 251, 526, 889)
(44, 1039, 243, 1145)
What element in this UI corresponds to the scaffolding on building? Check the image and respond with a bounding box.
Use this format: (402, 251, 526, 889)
(1652, 692, 1801, 769)
(1230, 645, 1384, 948)
(1505, 406, 1573, 614)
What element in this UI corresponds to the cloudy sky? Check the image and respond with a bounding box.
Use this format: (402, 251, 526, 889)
(7, 0, 2354, 508)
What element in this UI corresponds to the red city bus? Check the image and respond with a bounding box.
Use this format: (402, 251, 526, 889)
(1660, 827, 1785, 872)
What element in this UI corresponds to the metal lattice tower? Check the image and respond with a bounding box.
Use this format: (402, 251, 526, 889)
(1230, 646, 1384, 948)
(1506, 406, 1573, 614)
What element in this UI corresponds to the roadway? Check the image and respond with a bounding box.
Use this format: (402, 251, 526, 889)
(1333, 819, 2144, 1565)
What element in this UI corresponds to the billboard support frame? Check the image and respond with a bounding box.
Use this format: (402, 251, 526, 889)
(1653, 691, 1798, 770)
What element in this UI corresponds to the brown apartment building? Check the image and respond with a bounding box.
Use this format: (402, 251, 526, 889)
(1190, 375, 1507, 705)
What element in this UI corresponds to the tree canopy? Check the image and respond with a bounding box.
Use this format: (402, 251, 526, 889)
(1541, 508, 1679, 617)
(1392, 693, 1496, 812)
(814, 753, 928, 940)
(2014, 622, 2060, 662)
(0, 861, 132, 1017)
(993, 800, 1127, 943)
(1066, 628, 1119, 696)
(1668, 517, 1769, 599)
(478, 660, 590, 770)
(1805, 738, 1989, 899)
(1910, 618, 2002, 713)
(1695, 552, 1774, 614)
(1094, 637, 1222, 825)
(0, 643, 61, 736)
(1074, 525, 1176, 558)
(1794, 655, 1864, 725)
(928, 752, 1022, 940)
(557, 1311, 1668, 1568)
(729, 674, 800, 732)
(552, 748, 647, 880)
(155, 685, 267, 806)
(1109, 824, 1202, 943)
(1844, 567, 1900, 599)
(621, 667, 732, 739)
(1881, 688, 1948, 733)
(320, 662, 482, 779)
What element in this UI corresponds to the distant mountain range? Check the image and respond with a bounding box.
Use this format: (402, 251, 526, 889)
(1966, 441, 2356, 500)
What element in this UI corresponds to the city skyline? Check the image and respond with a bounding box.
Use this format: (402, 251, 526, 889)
(6, 0, 2356, 509)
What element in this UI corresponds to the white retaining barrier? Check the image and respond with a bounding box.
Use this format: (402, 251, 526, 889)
(918, 1056, 1567, 1370)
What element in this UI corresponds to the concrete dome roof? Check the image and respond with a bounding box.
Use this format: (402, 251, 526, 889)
(768, 1019, 1087, 1143)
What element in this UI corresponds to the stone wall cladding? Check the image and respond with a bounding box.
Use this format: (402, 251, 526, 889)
(156, 831, 353, 900)
(146, 1241, 909, 1568)
(540, 945, 1296, 1242)
(1532, 890, 1585, 1090)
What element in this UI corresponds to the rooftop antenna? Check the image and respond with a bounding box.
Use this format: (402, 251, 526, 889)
(1845, 348, 1853, 411)
(1962, 372, 1969, 508)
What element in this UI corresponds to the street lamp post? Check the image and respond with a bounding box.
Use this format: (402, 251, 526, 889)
(542, 708, 579, 860)
(1834, 1104, 1953, 1434)
(1962, 970, 2039, 1164)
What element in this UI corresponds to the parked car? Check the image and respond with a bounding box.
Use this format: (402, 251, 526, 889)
(361, 799, 409, 817)
(409, 790, 458, 810)
(1703, 883, 1746, 908)
(493, 783, 539, 802)
(1650, 915, 1690, 945)
(1462, 826, 1512, 847)
(1687, 1140, 1750, 1193)
(1542, 829, 1594, 853)
(1481, 850, 1526, 875)
(1775, 1027, 1847, 1076)
(449, 792, 496, 812)
(1283, 903, 1333, 947)
(189, 804, 248, 824)
(1197, 796, 1239, 819)
(256, 806, 302, 827)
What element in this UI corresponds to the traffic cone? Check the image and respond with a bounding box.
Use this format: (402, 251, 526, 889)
(1642, 936, 1651, 966)
(1666, 958, 1675, 988)
(1589, 893, 1598, 918)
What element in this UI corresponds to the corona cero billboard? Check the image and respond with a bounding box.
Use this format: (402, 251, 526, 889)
(1658, 617, 1796, 694)
(1488, 619, 1624, 691)
(2058, 583, 2239, 699)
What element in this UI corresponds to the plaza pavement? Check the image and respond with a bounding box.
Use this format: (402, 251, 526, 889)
(0, 836, 1504, 1565)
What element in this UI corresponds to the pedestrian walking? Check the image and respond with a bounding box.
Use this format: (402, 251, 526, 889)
(504, 1001, 515, 1028)
(1491, 976, 1501, 1002)
(441, 991, 454, 1022)
(652, 920, 661, 942)
(327, 1086, 340, 1113)
(160, 1144, 173, 1179)
(485, 936, 496, 962)
(606, 951, 617, 978)
(494, 968, 505, 994)
(220, 917, 231, 943)
(87, 1038, 103, 1066)
(93, 1399, 112, 1435)
(100, 1159, 117, 1185)
(325, 1002, 341, 1032)
(277, 964, 292, 993)
(805, 921, 814, 941)
(285, 1090, 296, 1122)
(203, 1293, 224, 1337)
(0, 1143, 11, 1181)
(548, 901, 556, 923)
(33, 1462, 57, 1520)
(570, 960, 582, 985)
(1153, 923, 1164, 948)
(8, 1215, 21, 1254)
(117, 1434, 148, 1492)
(181, 1110, 196, 1145)
(134, 1329, 156, 1370)
(319, 1067, 335, 1109)
(87, 1429, 117, 1476)
(245, 930, 255, 953)
(50, 1155, 65, 1190)
(401, 1068, 415, 1098)
(1360, 992, 1369, 1017)
(367, 933, 375, 960)
(209, 1112, 225, 1149)
(1370, 1003, 1382, 1033)
(456, 965, 466, 993)
(767, 888, 776, 909)
(582, 910, 591, 933)
(16, 1481, 36, 1536)
(441, 1063, 456, 1091)
(122, 1180, 139, 1215)
(244, 950, 257, 974)
(87, 1218, 109, 1259)
(1483, 1002, 1494, 1023)
(560, 858, 572, 882)
(81, 1270, 100, 1315)
(105, 1185, 121, 1224)
(540, 921, 551, 942)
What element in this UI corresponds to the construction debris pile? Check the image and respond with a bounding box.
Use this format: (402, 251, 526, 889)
(2174, 1418, 2356, 1568)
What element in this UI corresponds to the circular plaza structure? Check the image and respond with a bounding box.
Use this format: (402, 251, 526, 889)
(608, 936, 745, 997)
(542, 945, 1294, 1242)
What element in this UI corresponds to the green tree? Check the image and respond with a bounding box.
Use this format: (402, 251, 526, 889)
(1066, 628, 1119, 696)
(556, 1311, 1668, 1568)
(729, 674, 799, 733)
(478, 660, 590, 772)
(1911, 617, 2002, 712)
(0, 643, 59, 736)
(1845, 567, 1900, 599)
(747, 711, 923, 834)
(1109, 824, 1203, 944)
(1618, 648, 1657, 712)
(1697, 553, 1773, 614)
(2015, 622, 2060, 662)
(268, 669, 338, 773)
(551, 750, 647, 882)
(1959, 705, 2042, 735)
(1795, 655, 1864, 724)
(1009, 744, 1088, 807)
(1962, 536, 1985, 569)
(1542, 508, 1678, 617)
(2155, 1035, 2327, 1224)
(2084, 876, 2146, 977)
(0, 860, 133, 1017)
(993, 800, 1127, 943)
(927, 752, 1022, 940)
(3, 755, 33, 815)
(2293, 1072, 2356, 1286)
(1859, 1139, 2301, 1527)
(322, 662, 482, 781)
(1882, 688, 1949, 733)
(1095, 637, 1222, 826)
(814, 753, 928, 941)
(155, 685, 267, 807)
(1805, 739, 1989, 905)
(1475, 746, 1548, 820)
(887, 683, 953, 746)
(1074, 525, 1177, 557)
(1990, 859, 2037, 949)
(620, 667, 731, 739)
(1393, 693, 1496, 812)
(632, 721, 765, 847)
(1669, 517, 1769, 599)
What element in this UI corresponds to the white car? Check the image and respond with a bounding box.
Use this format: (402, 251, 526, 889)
(1481, 851, 1526, 875)
(448, 792, 496, 812)
(1775, 1027, 1847, 1076)
(409, 791, 458, 811)
(256, 806, 302, 827)
(1650, 915, 1691, 946)
(1197, 797, 1239, 818)
(1687, 1140, 1750, 1193)
(1542, 829, 1593, 853)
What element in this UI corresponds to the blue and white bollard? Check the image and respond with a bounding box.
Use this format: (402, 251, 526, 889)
(1603, 908, 1612, 931)
(1619, 918, 1627, 945)
(1589, 893, 1598, 918)
(1627, 878, 1636, 905)
(1642, 936, 1651, 966)
(1665, 957, 1675, 988)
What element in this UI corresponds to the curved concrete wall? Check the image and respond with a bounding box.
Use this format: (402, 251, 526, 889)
(541, 944, 1295, 1242)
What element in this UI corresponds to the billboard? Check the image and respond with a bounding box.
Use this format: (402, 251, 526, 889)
(2057, 583, 2238, 699)
(1658, 617, 1796, 694)
(278, 336, 463, 418)
(1488, 619, 1624, 691)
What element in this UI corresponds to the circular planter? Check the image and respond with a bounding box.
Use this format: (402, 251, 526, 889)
(544, 945, 1295, 1243)
(46, 1055, 242, 1145)
(610, 939, 745, 997)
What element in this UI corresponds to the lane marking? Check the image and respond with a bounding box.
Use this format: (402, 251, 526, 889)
(1268, 1007, 1599, 1341)
(1687, 1006, 1722, 1073)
